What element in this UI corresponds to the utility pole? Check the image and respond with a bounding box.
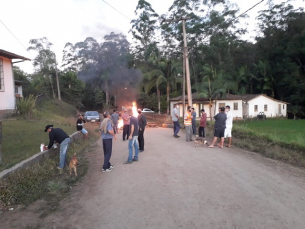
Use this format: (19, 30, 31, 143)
(161, 17, 193, 108)
(182, 52, 186, 120)
(54, 53, 61, 101)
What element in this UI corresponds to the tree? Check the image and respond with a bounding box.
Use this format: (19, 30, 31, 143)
(27, 37, 61, 100)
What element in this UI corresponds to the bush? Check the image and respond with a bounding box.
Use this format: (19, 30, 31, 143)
(16, 94, 37, 116)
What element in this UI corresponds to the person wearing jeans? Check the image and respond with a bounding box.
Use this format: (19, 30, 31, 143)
(171, 103, 181, 138)
(45, 125, 71, 169)
(124, 109, 139, 164)
(100, 111, 116, 172)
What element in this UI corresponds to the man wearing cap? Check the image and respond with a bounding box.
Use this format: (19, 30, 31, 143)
(122, 109, 130, 141)
(198, 109, 207, 138)
(208, 107, 227, 148)
(76, 114, 88, 138)
(45, 125, 70, 169)
(137, 109, 147, 152)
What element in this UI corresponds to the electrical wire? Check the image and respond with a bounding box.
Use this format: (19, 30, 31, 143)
(101, 0, 132, 21)
(0, 19, 30, 53)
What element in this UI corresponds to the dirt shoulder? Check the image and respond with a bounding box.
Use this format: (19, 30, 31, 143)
(1, 127, 305, 229)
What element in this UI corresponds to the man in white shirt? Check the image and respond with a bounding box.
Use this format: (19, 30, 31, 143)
(171, 103, 180, 138)
(224, 105, 233, 147)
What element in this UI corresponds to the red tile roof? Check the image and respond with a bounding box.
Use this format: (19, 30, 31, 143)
(0, 49, 30, 61)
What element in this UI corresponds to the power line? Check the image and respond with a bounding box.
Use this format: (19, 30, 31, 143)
(101, 0, 132, 21)
(0, 19, 30, 54)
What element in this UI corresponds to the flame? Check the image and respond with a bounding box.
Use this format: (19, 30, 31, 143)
(132, 101, 138, 117)
(118, 119, 123, 129)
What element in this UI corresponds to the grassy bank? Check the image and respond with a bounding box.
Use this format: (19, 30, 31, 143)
(236, 119, 305, 148)
(0, 132, 99, 211)
(0, 99, 78, 171)
(210, 119, 305, 167)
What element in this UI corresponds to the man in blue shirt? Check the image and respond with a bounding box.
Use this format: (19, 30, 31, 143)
(124, 109, 139, 164)
(99, 111, 116, 172)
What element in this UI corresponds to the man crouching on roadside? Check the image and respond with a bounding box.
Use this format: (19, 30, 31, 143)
(45, 125, 71, 170)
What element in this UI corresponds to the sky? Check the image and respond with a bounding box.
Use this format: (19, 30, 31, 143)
(0, 0, 304, 73)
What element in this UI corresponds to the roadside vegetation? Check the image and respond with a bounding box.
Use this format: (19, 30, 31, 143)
(0, 134, 98, 213)
(0, 99, 77, 171)
(204, 119, 305, 167)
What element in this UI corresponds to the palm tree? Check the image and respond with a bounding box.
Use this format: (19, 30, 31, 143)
(198, 64, 226, 120)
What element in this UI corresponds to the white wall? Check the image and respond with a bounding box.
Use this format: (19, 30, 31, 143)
(15, 85, 23, 97)
(0, 57, 15, 110)
(248, 95, 287, 118)
(216, 100, 243, 119)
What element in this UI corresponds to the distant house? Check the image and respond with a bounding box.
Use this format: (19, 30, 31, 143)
(0, 49, 30, 116)
(14, 80, 23, 98)
(169, 93, 288, 119)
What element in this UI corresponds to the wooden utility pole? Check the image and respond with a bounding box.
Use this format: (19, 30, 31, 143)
(182, 52, 186, 120)
(54, 53, 61, 101)
(161, 17, 193, 108)
(182, 19, 192, 107)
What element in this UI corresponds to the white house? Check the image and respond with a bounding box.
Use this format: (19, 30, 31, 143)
(169, 93, 288, 119)
(0, 49, 30, 116)
(14, 80, 23, 98)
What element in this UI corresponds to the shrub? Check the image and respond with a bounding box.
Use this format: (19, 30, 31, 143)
(16, 94, 37, 116)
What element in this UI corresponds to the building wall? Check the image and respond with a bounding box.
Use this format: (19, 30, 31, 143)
(215, 100, 243, 119)
(15, 84, 23, 97)
(0, 57, 15, 110)
(248, 95, 287, 118)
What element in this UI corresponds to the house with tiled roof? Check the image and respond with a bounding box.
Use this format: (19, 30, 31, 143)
(0, 49, 30, 117)
(169, 93, 288, 119)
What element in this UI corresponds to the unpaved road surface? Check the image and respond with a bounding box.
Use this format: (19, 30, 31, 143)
(2, 127, 305, 229)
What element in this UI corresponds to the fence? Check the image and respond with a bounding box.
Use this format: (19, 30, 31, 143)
(145, 113, 172, 124)
(0, 131, 82, 179)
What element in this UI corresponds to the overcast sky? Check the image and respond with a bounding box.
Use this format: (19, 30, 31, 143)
(0, 0, 304, 73)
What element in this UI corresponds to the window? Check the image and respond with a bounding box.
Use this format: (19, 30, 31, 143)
(219, 103, 225, 109)
(15, 86, 18, 94)
(264, 104, 268, 111)
(254, 105, 258, 112)
(234, 102, 238, 110)
(0, 58, 4, 91)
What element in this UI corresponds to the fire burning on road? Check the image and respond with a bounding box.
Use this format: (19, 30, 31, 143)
(117, 101, 138, 129)
(132, 101, 138, 118)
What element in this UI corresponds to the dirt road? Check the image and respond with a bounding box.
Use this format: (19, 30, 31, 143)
(3, 127, 305, 228)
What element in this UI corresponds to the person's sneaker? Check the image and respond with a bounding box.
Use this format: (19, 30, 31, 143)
(139, 150, 144, 152)
(174, 135, 180, 138)
(132, 158, 138, 162)
(102, 168, 112, 172)
(109, 165, 114, 169)
(124, 161, 132, 164)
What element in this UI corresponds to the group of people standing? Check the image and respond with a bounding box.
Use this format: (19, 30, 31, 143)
(171, 103, 233, 148)
(99, 108, 147, 172)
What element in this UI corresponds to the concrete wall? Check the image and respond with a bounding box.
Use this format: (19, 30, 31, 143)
(0, 132, 82, 179)
(0, 57, 15, 110)
(248, 95, 287, 118)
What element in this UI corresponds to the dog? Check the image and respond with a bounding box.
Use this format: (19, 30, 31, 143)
(69, 153, 78, 176)
(194, 139, 209, 147)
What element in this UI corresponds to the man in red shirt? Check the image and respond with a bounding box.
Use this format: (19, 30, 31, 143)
(198, 109, 207, 138)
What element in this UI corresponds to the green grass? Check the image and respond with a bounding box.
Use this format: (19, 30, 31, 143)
(0, 134, 99, 209)
(0, 99, 78, 171)
(0, 120, 76, 171)
(236, 119, 305, 148)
